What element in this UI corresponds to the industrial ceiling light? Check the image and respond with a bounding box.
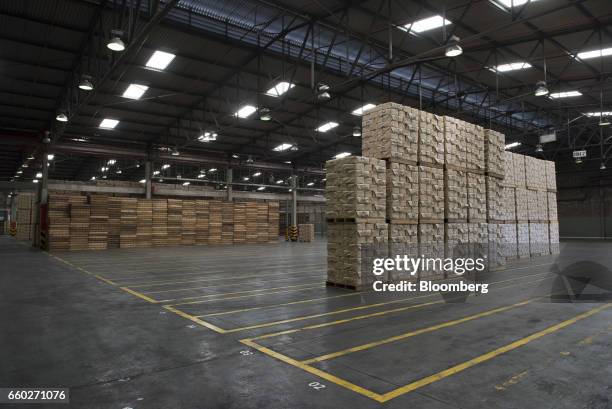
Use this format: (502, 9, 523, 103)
(489, 62, 532, 73)
(209, 168, 217, 172)
(334, 152, 351, 159)
(35, 172, 42, 178)
(257, 186, 265, 191)
(534, 81, 549, 97)
(91, 176, 96, 181)
(99, 118, 119, 129)
(575, 157, 582, 164)
(351, 103, 376, 116)
(246, 155, 254, 164)
(116, 170, 122, 174)
(47, 154, 55, 160)
(182, 181, 190, 186)
(235, 104, 257, 118)
(265, 81, 295, 97)
(21, 163, 28, 168)
(549, 91, 582, 99)
(139, 179, 146, 184)
(259, 107, 272, 121)
(161, 164, 170, 170)
(535, 144, 543, 153)
(232, 154, 239, 159)
(306, 182, 314, 187)
(273, 144, 292, 152)
(505, 142, 521, 150)
(145, 50, 176, 70)
(243, 177, 250, 181)
(352, 126, 362, 137)
(317, 83, 331, 101)
(171, 148, 180, 156)
(107, 159, 116, 165)
(316, 121, 339, 132)
(107, 30, 126, 52)
(122, 84, 149, 100)
(600, 162, 607, 170)
(56, 112, 68, 122)
(27, 154, 35, 160)
(403, 15, 452, 34)
(289, 144, 299, 151)
(599, 117, 611, 127)
(445, 36, 463, 57)
(78, 74, 94, 91)
(253, 172, 261, 177)
(16, 170, 23, 174)
(576, 47, 612, 61)
(33, 179, 39, 184)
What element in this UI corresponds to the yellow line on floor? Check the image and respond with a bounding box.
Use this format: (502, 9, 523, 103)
(168, 285, 326, 306)
(243, 303, 610, 403)
(377, 303, 612, 402)
(240, 339, 384, 401)
(197, 291, 367, 318)
(301, 298, 537, 364)
(163, 305, 228, 333)
(119, 287, 158, 304)
(123, 271, 323, 288)
(140, 279, 321, 295)
(95, 275, 118, 285)
(153, 283, 323, 303)
(246, 276, 553, 341)
(195, 270, 550, 319)
(51, 254, 119, 287)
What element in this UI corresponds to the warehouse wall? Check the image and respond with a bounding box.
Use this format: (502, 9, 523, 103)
(557, 168, 612, 239)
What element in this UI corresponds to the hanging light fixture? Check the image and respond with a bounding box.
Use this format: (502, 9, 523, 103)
(107, 30, 126, 52)
(445, 36, 463, 57)
(246, 155, 254, 164)
(600, 162, 607, 170)
(598, 89, 610, 126)
(171, 147, 180, 156)
(317, 83, 331, 100)
(352, 126, 362, 137)
(289, 144, 299, 151)
(259, 107, 272, 121)
(534, 81, 549, 97)
(55, 112, 68, 122)
(535, 144, 543, 153)
(78, 74, 94, 91)
(599, 117, 611, 127)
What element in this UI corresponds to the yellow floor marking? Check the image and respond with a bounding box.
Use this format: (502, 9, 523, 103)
(559, 351, 571, 356)
(197, 291, 367, 318)
(153, 283, 322, 303)
(119, 287, 159, 304)
(140, 280, 321, 295)
(377, 303, 612, 402)
(169, 285, 325, 306)
(301, 298, 537, 364)
(231, 276, 553, 337)
(494, 370, 530, 391)
(240, 339, 384, 401)
(95, 275, 118, 285)
(244, 303, 611, 403)
(52, 254, 119, 287)
(163, 305, 228, 333)
(123, 271, 323, 288)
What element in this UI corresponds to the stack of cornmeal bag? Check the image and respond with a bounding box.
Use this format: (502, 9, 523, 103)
(326, 102, 559, 289)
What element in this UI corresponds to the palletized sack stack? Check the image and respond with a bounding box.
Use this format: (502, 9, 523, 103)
(418, 111, 445, 279)
(325, 156, 387, 288)
(363, 104, 419, 282)
(500, 152, 518, 260)
(512, 154, 531, 259)
(484, 129, 506, 269)
(525, 157, 549, 256)
(545, 161, 560, 254)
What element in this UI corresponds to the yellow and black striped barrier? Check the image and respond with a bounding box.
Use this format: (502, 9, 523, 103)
(289, 225, 298, 242)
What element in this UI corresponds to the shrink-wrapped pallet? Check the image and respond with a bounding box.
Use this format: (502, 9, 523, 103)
(525, 156, 546, 190)
(486, 176, 503, 221)
(549, 221, 560, 254)
(386, 161, 419, 221)
(88, 195, 108, 250)
(419, 165, 444, 222)
(515, 188, 529, 221)
(502, 152, 516, 187)
(135, 199, 152, 248)
(69, 203, 90, 251)
(465, 123, 485, 172)
(181, 200, 196, 245)
(513, 153, 526, 188)
(545, 160, 557, 191)
(444, 116, 467, 169)
(325, 156, 386, 220)
(547, 192, 558, 221)
(418, 223, 445, 279)
(362, 102, 418, 163)
(388, 223, 418, 282)
(501, 187, 516, 221)
(327, 221, 388, 289)
(119, 198, 137, 248)
(484, 129, 505, 178)
(152, 199, 168, 247)
(444, 169, 468, 221)
(298, 224, 315, 242)
(167, 199, 182, 246)
(419, 111, 445, 167)
(268, 201, 280, 243)
(195, 200, 210, 245)
(467, 172, 487, 221)
(444, 222, 469, 259)
(529, 222, 549, 256)
(233, 203, 246, 244)
(487, 223, 506, 269)
(501, 223, 518, 259)
(517, 222, 530, 258)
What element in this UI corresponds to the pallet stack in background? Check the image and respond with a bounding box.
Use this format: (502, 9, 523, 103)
(44, 195, 279, 251)
(16, 193, 35, 240)
(298, 223, 315, 242)
(326, 101, 560, 289)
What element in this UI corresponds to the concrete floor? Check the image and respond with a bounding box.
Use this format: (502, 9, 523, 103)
(1, 236, 611, 408)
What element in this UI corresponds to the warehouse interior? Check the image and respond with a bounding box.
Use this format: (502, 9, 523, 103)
(1, 0, 612, 408)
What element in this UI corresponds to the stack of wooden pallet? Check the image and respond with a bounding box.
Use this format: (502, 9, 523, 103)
(268, 201, 279, 243)
(245, 202, 258, 243)
(256, 202, 269, 243)
(298, 223, 315, 242)
(233, 202, 246, 244)
(152, 199, 168, 247)
(48, 194, 70, 251)
(88, 195, 108, 250)
(181, 200, 196, 245)
(208, 200, 223, 244)
(195, 200, 209, 245)
(107, 197, 122, 248)
(221, 202, 234, 244)
(136, 199, 153, 248)
(167, 199, 182, 246)
(119, 198, 137, 248)
(16, 193, 34, 241)
(69, 201, 90, 251)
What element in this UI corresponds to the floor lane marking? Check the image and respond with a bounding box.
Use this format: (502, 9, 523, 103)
(119, 287, 158, 303)
(301, 298, 538, 364)
(153, 283, 323, 303)
(168, 286, 326, 306)
(139, 279, 322, 295)
(377, 303, 612, 402)
(119, 271, 324, 287)
(245, 276, 553, 341)
(163, 305, 228, 333)
(243, 303, 611, 403)
(192, 274, 553, 334)
(189, 270, 551, 318)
